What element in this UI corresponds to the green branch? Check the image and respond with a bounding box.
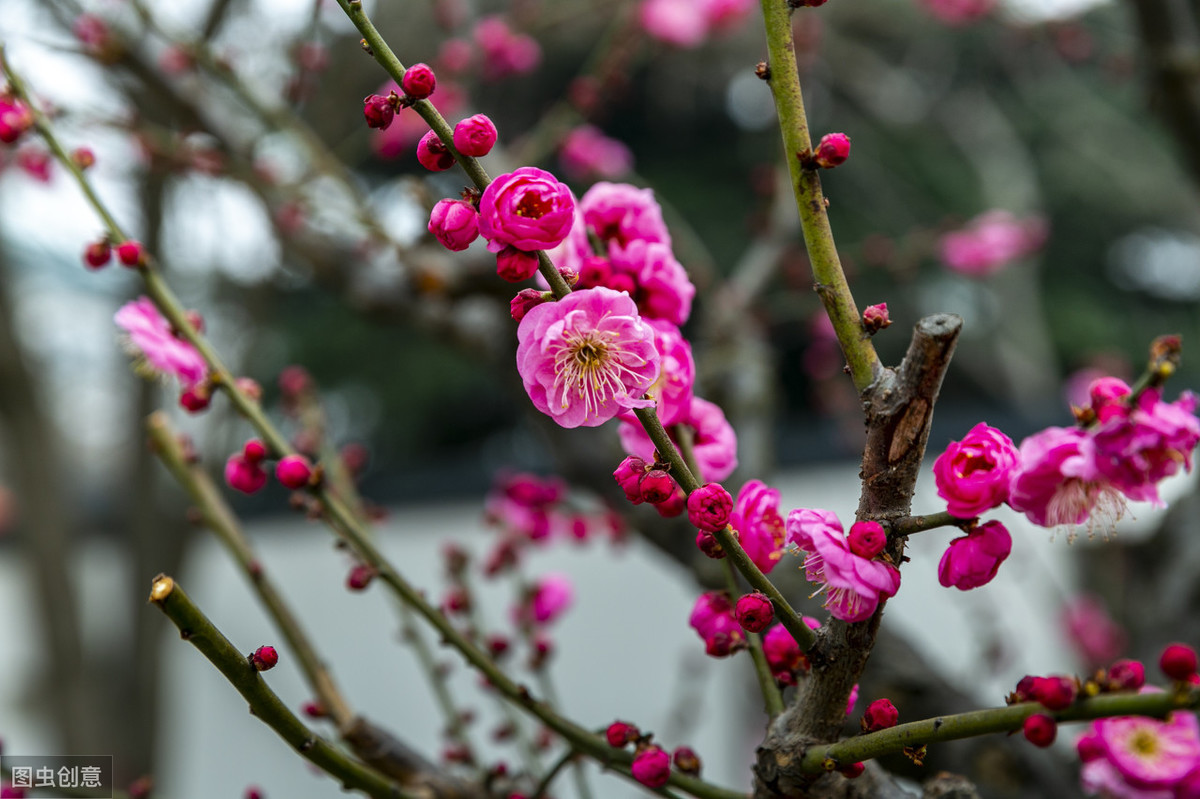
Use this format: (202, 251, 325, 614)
(799, 689, 1200, 772)
(887, 511, 969, 538)
(756, 0, 881, 392)
(147, 576, 413, 799)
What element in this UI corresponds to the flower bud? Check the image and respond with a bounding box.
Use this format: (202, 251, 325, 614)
(862, 302, 891, 334)
(838, 762, 865, 778)
(453, 114, 498, 157)
(606, 720, 639, 747)
(1107, 659, 1145, 691)
(847, 520, 887, 558)
(631, 745, 671, 789)
(116, 240, 146, 267)
(577, 255, 613, 289)
(510, 288, 550, 322)
(346, 563, 375, 591)
(428, 198, 480, 252)
(226, 453, 267, 494)
(672, 746, 701, 776)
(613, 456, 648, 503)
(486, 634, 510, 658)
(1030, 675, 1077, 711)
(496, 245, 539, 282)
(0, 98, 34, 144)
(179, 385, 211, 413)
(249, 645, 278, 671)
(1160, 643, 1198, 681)
(861, 698, 899, 732)
(813, 132, 851, 169)
(1022, 713, 1056, 747)
(302, 700, 326, 718)
(276, 454, 313, 489)
(687, 482, 733, 532)
(362, 93, 395, 130)
(416, 130, 455, 171)
(401, 63, 437, 100)
(639, 469, 675, 504)
(653, 483, 687, 517)
(734, 592, 774, 633)
(243, 439, 268, 464)
(83, 240, 111, 270)
(695, 529, 726, 559)
(71, 147, 96, 170)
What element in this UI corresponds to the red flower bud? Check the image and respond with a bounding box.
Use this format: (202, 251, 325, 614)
(813, 132, 851, 169)
(734, 592, 774, 633)
(249, 645, 278, 671)
(847, 520, 887, 558)
(861, 698, 899, 732)
(1022, 713, 1057, 747)
(1161, 643, 1198, 681)
(401, 63, 437, 100)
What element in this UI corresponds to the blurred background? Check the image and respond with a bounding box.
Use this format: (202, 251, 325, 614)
(1, 0, 1200, 795)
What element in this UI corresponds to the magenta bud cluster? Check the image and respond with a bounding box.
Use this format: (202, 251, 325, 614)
(606, 720, 640, 748)
(862, 302, 891, 334)
(734, 592, 774, 633)
(1107, 659, 1145, 691)
(613, 456, 678, 506)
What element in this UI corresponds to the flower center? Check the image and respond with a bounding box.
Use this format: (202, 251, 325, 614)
(551, 327, 646, 422)
(1129, 728, 1160, 757)
(515, 190, 551, 219)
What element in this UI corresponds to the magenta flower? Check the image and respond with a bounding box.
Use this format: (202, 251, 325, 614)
(688, 591, 745, 657)
(115, 297, 208, 388)
(579, 182, 672, 248)
(939, 210, 1047, 277)
(631, 745, 672, 789)
(786, 509, 901, 623)
(933, 422, 1020, 518)
(1061, 594, 1127, 668)
(473, 16, 541, 81)
(479, 167, 576, 253)
(516, 287, 660, 428)
(702, 0, 757, 30)
(0, 97, 34, 144)
(1091, 388, 1200, 506)
(427, 198, 479, 252)
(528, 573, 573, 625)
(937, 520, 1012, 590)
(687, 482, 733, 533)
(618, 319, 694, 426)
(452, 113, 498, 157)
(1009, 426, 1126, 531)
(618, 396, 739, 481)
(609, 238, 696, 326)
(1079, 710, 1200, 796)
(729, 480, 787, 575)
(559, 125, 633, 181)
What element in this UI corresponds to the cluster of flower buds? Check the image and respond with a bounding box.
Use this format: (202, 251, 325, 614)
(361, 64, 438, 132)
(613, 455, 681, 509)
(81, 238, 147, 270)
(605, 720, 701, 788)
(225, 438, 315, 495)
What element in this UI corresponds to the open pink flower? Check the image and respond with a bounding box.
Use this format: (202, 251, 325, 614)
(473, 16, 541, 81)
(939, 210, 1046, 277)
(933, 423, 1020, 518)
(516, 287, 660, 428)
(729, 480, 787, 575)
(617, 396, 738, 481)
(579, 182, 672, 248)
(608, 238, 696, 326)
(937, 520, 1011, 590)
(560, 126, 634, 182)
(1091, 388, 1200, 506)
(786, 509, 901, 623)
(1009, 426, 1126, 531)
(1079, 710, 1200, 797)
(114, 297, 208, 388)
(479, 167, 576, 253)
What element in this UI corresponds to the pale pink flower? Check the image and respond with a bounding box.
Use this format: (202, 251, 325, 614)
(918, 0, 996, 26)
(473, 16, 541, 81)
(937, 520, 1011, 590)
(529, 573, 573, 624)
(617, 396, 739, 481)
(479, 167, 576, 253)
(1091, 388, 1200, 506)
(618, 319, 694, 426)
(729, 480, 787, 575)
(1008, 426, 1126, 531)
(1061, 594, 1127, 668)
(939, 210, 1046, 277)
(114, 297, 208, 388)
(786, 509, 901, 623)
(932, 422, 1020, 518)
(608, 238, 695, 326)
(579, 183, 672, 248)
(516, 287, 660, 428)
(559, 126, 634, 182)
(639, 0, 709, 47)
(1079, 710, 1200, 797)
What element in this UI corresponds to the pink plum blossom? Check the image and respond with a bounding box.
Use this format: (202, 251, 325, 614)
(1061, 594, 1127, 668)
(939, 210, 1047, 277)
(618, 319, 694, 426)
(559, 126, 634, 181)
(427, 198, 480, 251)
(762, 617, 821, 684)
(579, 183, 672, 248)
(1091, 388, 1200, 506)
(473, 16, 541, 81)
(479, 167, 576, 253)
(729, 480, 787, 575)
(1008, 426, 1125, 530)
(114, 297, 208, 388)
(608, 238, 695, 326)
(0, 97, 33, 144)
(516, 287, 660, 428)
(932, 422, 1020, 518)
(452, 113, 498, 157)
(631, 745, 672, 788)
(1078, 710, 1200, 797)
(689, 591, 745, 657)
(639, 0, 709, 48)
(786, 509, 901, 623)
(527, 574, 573, 625)
(937, 520, 1012, 590)
(618, 396, 739, 481)
(370, 81, 465, 160)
